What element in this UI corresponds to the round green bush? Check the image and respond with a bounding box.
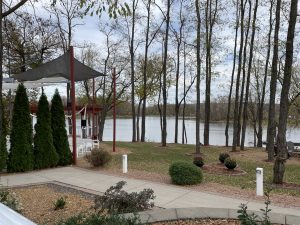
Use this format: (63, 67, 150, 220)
(219, 153, 230, 163)
(169, 161, 203, 185)
(193, 157, 204, 168)
(224, 157, 237, 170)
(85, 148, 112, 167)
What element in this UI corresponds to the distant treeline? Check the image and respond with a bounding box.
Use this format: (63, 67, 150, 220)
(110, 102, 281, 122)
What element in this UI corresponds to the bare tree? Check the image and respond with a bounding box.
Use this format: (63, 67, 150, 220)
(273, 0, 298, 184)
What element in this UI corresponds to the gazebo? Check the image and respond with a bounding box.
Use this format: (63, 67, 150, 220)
(12, 46, 105, 164)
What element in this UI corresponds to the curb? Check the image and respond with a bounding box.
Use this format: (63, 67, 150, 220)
(123, 207, 298, 225)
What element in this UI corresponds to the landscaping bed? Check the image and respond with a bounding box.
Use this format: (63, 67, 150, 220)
(10, 183, 96, 225)
(152, 219, 240, 225)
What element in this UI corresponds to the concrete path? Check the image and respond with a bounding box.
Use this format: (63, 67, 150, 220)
(1, 166, 300, 217)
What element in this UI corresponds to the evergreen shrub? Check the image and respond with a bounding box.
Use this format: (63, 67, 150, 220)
(8, 84, 33, 172)
(224, 157, 237, 170)
(51, 89, 72, 166)
(169, 161, 203, 185)
(33, 93, 58, 169)
(219, 152, 230, 163)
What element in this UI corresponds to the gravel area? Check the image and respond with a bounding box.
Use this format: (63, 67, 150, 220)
(152, 219, 241, 225)
(11, 184, 96, 225)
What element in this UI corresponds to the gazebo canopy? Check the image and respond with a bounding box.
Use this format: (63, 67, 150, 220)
(13, 51, 105, 82)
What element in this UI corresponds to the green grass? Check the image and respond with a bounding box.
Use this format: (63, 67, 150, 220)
(105, 142, 300, 196)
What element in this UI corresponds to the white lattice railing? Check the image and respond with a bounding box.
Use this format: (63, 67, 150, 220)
(0, 203, 37, 225)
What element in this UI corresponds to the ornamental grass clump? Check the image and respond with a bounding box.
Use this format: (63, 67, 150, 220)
(224, 157, 237, 170)
(169, 161, 203, 185)
(85, 147, 112, 167)
(219, 152, 230, 163)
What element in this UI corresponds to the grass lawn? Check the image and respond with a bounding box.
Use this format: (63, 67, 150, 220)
(103, 142, 300, 196)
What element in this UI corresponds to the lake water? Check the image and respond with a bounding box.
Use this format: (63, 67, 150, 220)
(101, 117, 300, 146)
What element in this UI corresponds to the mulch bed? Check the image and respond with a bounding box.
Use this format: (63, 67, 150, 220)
(152, 219, 241, 225)
(271, 182, 300, 190)
(11, 183, 97, 225)
(202, 163, 247, 176)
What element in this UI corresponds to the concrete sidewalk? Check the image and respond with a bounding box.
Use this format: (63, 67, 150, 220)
(1, 166, 300, 217)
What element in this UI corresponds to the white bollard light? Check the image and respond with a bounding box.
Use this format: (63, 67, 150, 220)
(122, 154, 128, 173)
(256, 167, 263, 196)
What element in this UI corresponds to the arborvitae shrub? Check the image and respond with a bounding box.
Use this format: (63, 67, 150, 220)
(0, 101, 7, 171)
(34, 93, 58, 169)
(8, 84, 33, 172)
(219, 152, 230, 163)
(224, 157, 237, 170)
(51, 89, 72, 166)
(169, 161, 203, 185)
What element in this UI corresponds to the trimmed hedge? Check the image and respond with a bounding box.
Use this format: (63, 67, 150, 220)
(85, 147, 112, 167)
(193, 156, 204, 168)
(0, 100, 7, 171)
(169, 161, 203, 185)
(224, 157, 237, 170)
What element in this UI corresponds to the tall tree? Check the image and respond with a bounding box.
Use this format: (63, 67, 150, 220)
(8, 84, 33, 172)
(266, 0, 281, 161)
(232, 0, 245, 151)
(161, 0, 171, 147)
(34, 93, 58, 169)
(195, 0, 201, 153)
(273, 0, 298, 184)
(225, 0, 240, 147)
(51, 89, 72, 166)
(257, 0, 274, 147)
(241, 0, 259, 150)
(204, 0, 218, 146)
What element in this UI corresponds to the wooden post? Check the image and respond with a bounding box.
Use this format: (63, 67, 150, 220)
(70, 46, 77, 164)
(113, 68, 116, 152)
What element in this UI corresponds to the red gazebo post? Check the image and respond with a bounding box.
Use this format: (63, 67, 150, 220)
(113, 68, 116, 152)
(70, 46, 77, 164)
(92, 78, 95, 139)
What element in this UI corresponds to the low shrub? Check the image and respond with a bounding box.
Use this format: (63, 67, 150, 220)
(55, 213, 142, 225)
(85, 147, 112, 167)
(219, 153, 230, 163)
(169, 161, 203, 185)
(94, 181, 155, 214)
(193, 156, 204, 168)
(54, 197, 66, 210)
(0, 188, 22, 213)
(224, 157, 237, 170)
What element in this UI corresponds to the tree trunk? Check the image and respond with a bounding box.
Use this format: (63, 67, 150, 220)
(266, 0, 281, 161)
(225, 1, 239, 147)
(161, 0, 171, 147)
(195, 0, 201, 153)
(130, 0, 137, 142)
(273, 0, 297, 184)
(136, 99, 142, 142)
(232, 0, 245, 151)
(182, 42, 187, 144)
(98, 108, 107, 142)
(241, 0, 259, 150)
(141, 0, 151, 142)
(257, 0, 274, 148)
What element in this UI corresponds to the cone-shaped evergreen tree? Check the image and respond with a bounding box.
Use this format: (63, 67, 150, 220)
(34, 93, 58, 169)
(8, 84, 33, 172)
(51, 89, 72, 166)
(0, 100, 7, 171)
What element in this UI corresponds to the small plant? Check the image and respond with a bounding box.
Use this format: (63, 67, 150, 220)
(193, 156, 204, 168)
(260, 187, 272, 225)
(0, 188, 22, 213)
(169, 161, 203, 185)
(219, 152, 230, 163)
(224, 157, 237, 170)
(85, 147, 112, 167)
(94, 181, 155, 214)
(237, 203, 258, 225)
(54, 197, 66, 210)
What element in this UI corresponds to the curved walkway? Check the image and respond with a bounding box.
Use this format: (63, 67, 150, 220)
(1, 167, 300, 219)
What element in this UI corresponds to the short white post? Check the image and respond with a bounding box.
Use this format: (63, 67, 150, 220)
(256, 167, 263, 196)
(122, 154, 128, 173)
